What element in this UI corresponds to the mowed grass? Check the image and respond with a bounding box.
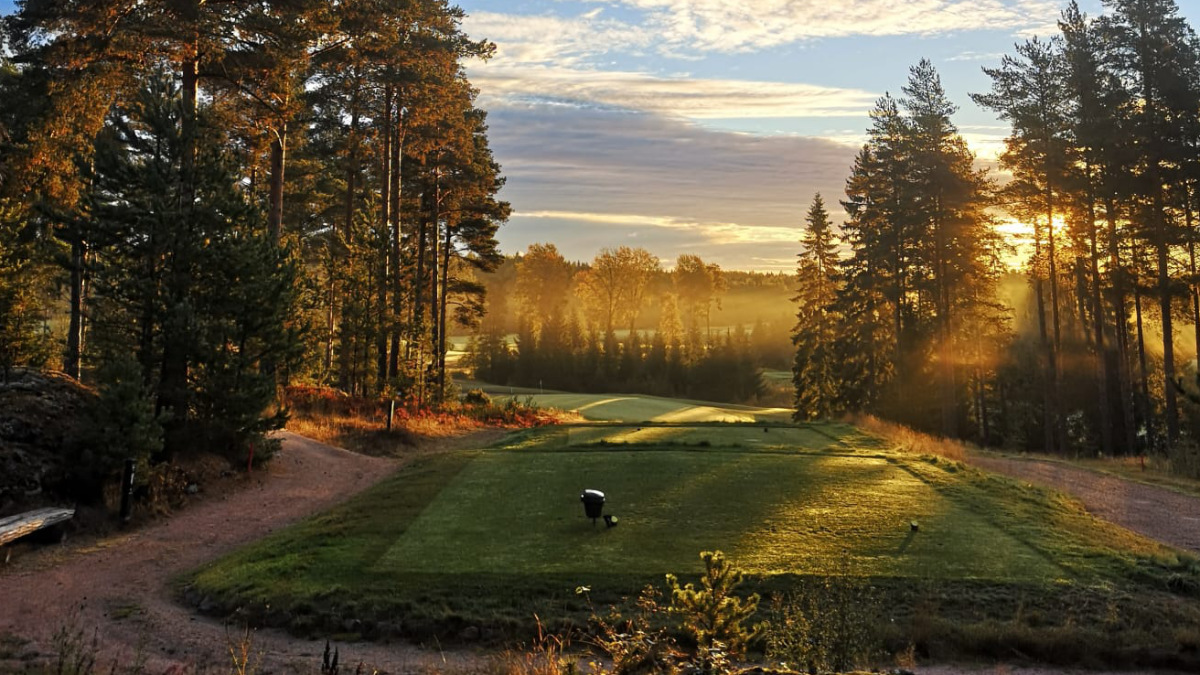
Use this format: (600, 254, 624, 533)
(187, 412, 1200, 659)
(495, 391, 794, 423)
(377, 450, 1061, 581)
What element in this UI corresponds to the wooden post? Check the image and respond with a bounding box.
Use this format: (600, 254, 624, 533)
(119, 458, 136, 525)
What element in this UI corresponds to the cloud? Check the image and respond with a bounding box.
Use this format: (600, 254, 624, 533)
(947, 50, 1007, 62)
(470, 64, 880, 120)
(464, 10, 651, 67)
(567, 0, 1065, 53)
(516, 210, 800, 245)
(484, 104, 858, 269)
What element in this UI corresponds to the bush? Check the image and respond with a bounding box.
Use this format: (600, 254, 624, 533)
(764, 575, 880, 674)
(464, 388, 492, 406)
(68, 357, 164, 503)
(666, 551, 763, 664)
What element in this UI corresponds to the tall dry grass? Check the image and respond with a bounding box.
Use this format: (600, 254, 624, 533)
(845, 413, 969, 462)
(282, 386, 563, 457)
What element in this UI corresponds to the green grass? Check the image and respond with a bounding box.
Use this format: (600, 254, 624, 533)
(187, 417, 1200, 664)
(376, 450, 1063, 581)
(493, 391, 794, 423)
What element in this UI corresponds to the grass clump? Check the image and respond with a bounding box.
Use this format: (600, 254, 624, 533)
(845, 413, 967, 461)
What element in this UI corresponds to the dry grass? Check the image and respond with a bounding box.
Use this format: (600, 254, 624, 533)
(282, 386, 565, 458)
(844, 413, 968, 461)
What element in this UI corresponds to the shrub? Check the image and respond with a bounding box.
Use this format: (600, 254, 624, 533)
(464, 388, 492, 406)
(764, 575, 880, 674)
(68, 357, 164, 503)
(665, 551, 763, 664)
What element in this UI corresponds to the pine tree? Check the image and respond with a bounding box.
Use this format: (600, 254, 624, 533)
(792, 194, 841, 420)
(902, 59, 997, 436)
(973, 36, 1073, 454)
(1099, 0, 1200, 442)
(88, 73, 300, 458)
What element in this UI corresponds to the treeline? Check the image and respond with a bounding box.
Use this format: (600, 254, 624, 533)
(471, 250, 795, 356)
(467, 244, 787, 403)
(794, 0, 1200, 466)
(0, 0, 507, 461)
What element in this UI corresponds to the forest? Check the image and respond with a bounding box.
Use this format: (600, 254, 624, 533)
(465, 246, 793, 404)
(2, 0, 1200, 474)
(0, 0, 508, 464)
(787, 0, 1200, 472)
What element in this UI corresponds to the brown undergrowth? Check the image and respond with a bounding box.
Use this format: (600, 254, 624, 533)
(282, 386, 566, 457)
(844, 413, 968, 462)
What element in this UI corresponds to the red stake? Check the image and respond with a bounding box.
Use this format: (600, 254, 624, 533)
(248, 442, 255, 473)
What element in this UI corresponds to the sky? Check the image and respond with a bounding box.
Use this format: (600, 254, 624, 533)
(457, 0, 1200, 270)
(3, 1, 1198, 271)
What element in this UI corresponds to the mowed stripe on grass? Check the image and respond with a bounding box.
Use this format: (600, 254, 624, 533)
(500, 392, 794, 423)
(188, 408, 1200, 653)
(377, 450, 1063, 581)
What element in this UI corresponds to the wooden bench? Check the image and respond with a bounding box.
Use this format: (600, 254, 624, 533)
(0, 507, 75, 561)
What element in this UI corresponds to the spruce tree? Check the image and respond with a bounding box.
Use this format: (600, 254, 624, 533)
(792, 194, 841, 420)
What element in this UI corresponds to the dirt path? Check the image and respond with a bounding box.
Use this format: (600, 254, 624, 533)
(0, 431, 497, 674)
(970, 455, 1200, 554)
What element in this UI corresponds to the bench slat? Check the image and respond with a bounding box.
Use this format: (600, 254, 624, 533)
(0, 508, 75, 547)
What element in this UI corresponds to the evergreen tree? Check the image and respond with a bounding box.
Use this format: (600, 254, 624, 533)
(87, 73, 300, 458)
(792, 194, 841, 420)
(973, 36, 1073, 454)
(1099, 0, 1200, 441)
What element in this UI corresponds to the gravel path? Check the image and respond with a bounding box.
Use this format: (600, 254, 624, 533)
(0, 430, 496, 674)
(970, 455, 1200, 554)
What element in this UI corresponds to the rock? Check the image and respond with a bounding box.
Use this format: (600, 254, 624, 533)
(460, 626, 481, 642)
(182, 587, 201, 606)
(198, 596, 216, 613)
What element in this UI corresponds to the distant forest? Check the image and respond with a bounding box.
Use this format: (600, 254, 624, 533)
(465, 247, 795, 404)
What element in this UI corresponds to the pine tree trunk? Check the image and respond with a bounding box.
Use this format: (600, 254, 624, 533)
(268, 125, 286, 244)
(1105, 199, 1136, 454)
(324, 264, 335, 381)
(64, 234, 85, 380)
(389, 102, 404, 380)
(438, 222, 452, 399)
(1045, 199, 1066, 452)
(1034, 217, 1057, 454)
(428, 192, 440, 401)
(1086, 185, 1113, 456)
(1157, 234, 1179, 440)
(157, 47, 200, 458)
(1133, 246, 1151, 443)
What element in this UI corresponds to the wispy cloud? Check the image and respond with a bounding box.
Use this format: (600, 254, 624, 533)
(465, 10, 651, 66)
(471, 64, 879, 120)
(947, 50, 1007, 62)
(515, 210, 799, 245)
(568, 0, 1065, 53)
(485, 104, 857, 269)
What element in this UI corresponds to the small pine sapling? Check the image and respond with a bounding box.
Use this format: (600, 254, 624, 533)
(665, 551, 763, 662)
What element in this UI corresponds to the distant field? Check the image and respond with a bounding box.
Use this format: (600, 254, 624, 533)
(190, 413, 1200, 655)
(492, 391, 794, 423)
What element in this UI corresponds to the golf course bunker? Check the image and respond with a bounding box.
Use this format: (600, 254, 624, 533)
(375, 450, 1065, 581)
